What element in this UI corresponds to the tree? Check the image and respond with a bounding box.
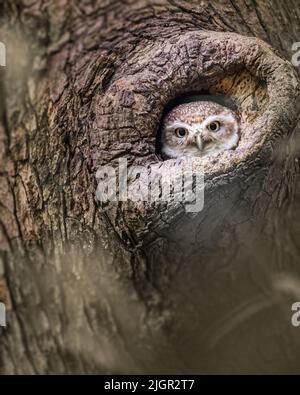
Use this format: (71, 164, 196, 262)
(0, 0, 300, 374)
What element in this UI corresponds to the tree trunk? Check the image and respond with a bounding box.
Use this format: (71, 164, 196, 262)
(1, 0, 300, 374)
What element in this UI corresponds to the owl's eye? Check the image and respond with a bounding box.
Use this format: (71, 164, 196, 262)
(174, 127, 188, 138)
(207, 121, 221, 132)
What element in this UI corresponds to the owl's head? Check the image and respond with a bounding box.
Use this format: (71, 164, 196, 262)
(160, 101, 240, 159)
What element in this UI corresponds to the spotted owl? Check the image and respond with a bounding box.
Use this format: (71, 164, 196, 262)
(161, 101, 239, 159)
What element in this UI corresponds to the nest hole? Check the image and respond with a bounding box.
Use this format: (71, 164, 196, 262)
(155, 70, 268, 160)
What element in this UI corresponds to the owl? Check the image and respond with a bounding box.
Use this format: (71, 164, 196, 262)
(160, 101, 239, 159)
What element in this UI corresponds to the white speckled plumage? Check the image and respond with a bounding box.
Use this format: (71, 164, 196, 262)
(161, 101, 239, 159)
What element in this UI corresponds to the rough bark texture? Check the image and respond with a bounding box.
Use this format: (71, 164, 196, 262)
(1, 0, 300, 374)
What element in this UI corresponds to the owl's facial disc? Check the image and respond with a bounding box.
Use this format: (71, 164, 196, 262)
(160, 101, 239, 159)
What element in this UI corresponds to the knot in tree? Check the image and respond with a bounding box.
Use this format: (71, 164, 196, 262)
(1, 0, 300, 374)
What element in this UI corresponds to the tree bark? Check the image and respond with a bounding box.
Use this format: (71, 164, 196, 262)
(1, 0, 300, 373)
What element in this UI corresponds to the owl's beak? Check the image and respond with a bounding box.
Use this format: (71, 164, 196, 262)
(196, 135, 203, 151)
